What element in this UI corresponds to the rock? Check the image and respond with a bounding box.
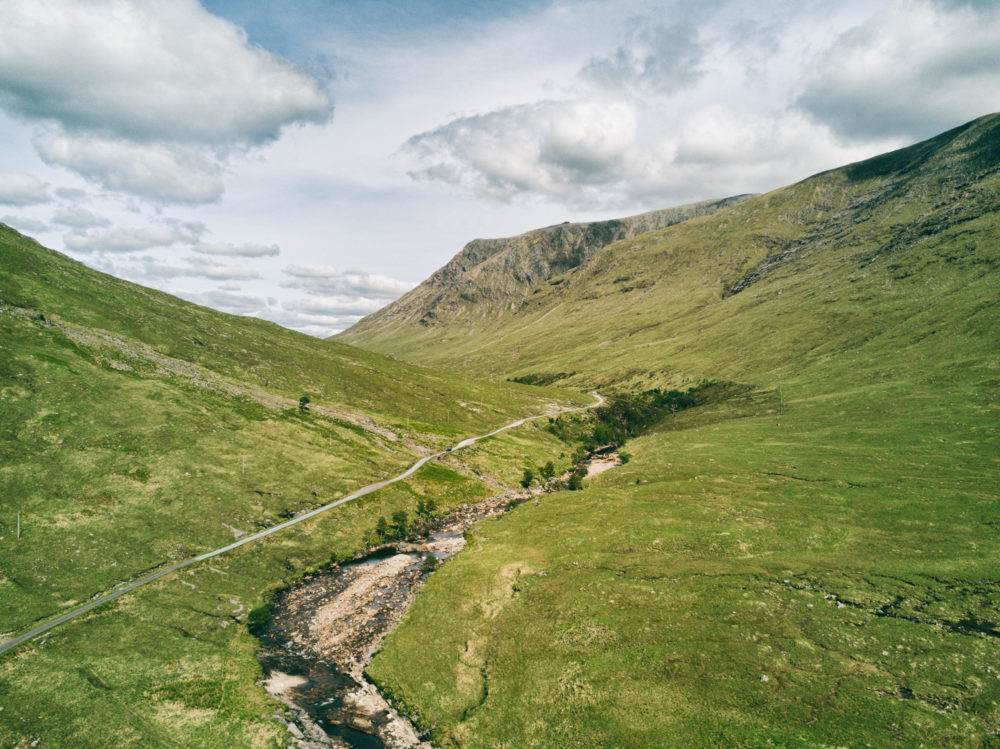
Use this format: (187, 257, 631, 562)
(348, 715, 374, 733)
(287, 722, 304, 739)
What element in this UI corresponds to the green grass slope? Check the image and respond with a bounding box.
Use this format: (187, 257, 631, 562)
(364, 115, 1000, 746)
(339, 114, 1000, 394)
(0, 229, 588, 747)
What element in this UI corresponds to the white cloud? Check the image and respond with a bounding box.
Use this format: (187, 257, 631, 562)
(34, 134, 225, 204)
(63, 220, 204, 253)
(186, 260, 261, 281)
(51, 206, 110, 229)
(90, 253, 261, 283)
(1, 214, 49, 234)
(175, 288, 268, 315)
(405, 99, 637, 206)
(797, 0, 1000, 139)
(580, 17, 706, 97)
(264, 307, 369, 338)
(403, 97, 892, 208)
(283, 296, 386, 317)
(0, 0, 331, 145)
(282, 265, 417, 299)
(193, 241, 280, 258)
(0, 0, 332, 204)
(640, 107, 894, 199)
(0, 172, 49, 205)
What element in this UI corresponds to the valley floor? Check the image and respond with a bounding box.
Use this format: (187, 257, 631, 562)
(368, 380, 1000, 747)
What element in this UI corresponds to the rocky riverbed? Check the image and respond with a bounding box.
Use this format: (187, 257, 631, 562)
(256, 487, 540, 748)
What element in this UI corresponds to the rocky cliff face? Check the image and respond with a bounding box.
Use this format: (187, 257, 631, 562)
(337, 195, 753, 334)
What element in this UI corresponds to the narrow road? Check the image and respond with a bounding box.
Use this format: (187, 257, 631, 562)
(0, 392, 603, 656)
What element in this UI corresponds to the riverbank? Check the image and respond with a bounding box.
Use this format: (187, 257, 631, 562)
(256, 486, 541, 748)
(255, 446, 620, 748)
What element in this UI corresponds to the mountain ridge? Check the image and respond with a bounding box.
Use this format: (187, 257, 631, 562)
(336, 194, 753, 337)
(336, 112, 1000, 390)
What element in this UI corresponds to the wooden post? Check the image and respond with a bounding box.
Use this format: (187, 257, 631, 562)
(242, 455, 246, 475)
(17, 512, 20, 540)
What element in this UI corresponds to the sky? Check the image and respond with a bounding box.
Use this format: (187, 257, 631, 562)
(0, 0, 998, 336)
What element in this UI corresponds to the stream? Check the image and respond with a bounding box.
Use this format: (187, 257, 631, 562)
(255, 489, 532, 748)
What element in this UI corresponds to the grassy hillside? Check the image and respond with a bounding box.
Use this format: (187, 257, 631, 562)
(0, 228, 588, 747)
(362, 115, 1000, 746)
(337, 114, 1000, 394)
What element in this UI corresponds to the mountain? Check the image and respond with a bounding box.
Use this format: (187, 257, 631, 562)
(337, 114, 1000, 393)
(352, 115, 1000, 747)
(335, 194, 751, 350)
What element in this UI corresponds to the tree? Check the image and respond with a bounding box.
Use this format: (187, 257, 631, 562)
(390, 509, 409, 539)
(298, 394, 311, 412)
(540, 461, 555, 480)
(568, 472, 585, 491)
(421, 553, 439, 574)
(520, 467, 535, 488)
(416, 497, 436, 519)
(375, 516, 389, 542)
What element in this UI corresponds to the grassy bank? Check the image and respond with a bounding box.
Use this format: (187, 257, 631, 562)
(369, 375, 1000, 746)
(363, 115, 1000, 746)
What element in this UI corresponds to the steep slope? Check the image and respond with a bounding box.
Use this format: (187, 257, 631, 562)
(0, 229, 589, 747)
(340, 114, 1000, 394)
(362, 115, 1000, 746)
(336, 194, 751, 348)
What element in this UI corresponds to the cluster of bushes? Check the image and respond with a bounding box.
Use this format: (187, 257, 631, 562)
(372, 497, 438, 543)
(536, 382, 713, 492)
(509, 371, 575, 386)
(520, 460, 557, 488)
(520, 460, 590, 491)
(585, 383, 711, 451)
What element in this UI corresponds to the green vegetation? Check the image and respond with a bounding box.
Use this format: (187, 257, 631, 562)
(0, 226, 588, 747)
(362, 115, 1000, 746)
(421, 553, 439, 574)
(3, 111, 1000, 747)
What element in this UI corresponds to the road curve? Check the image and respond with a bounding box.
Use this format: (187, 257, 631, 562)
(0, 392, 604, 657)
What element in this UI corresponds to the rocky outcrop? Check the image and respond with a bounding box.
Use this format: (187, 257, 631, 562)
(336, 195, 753, 338)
